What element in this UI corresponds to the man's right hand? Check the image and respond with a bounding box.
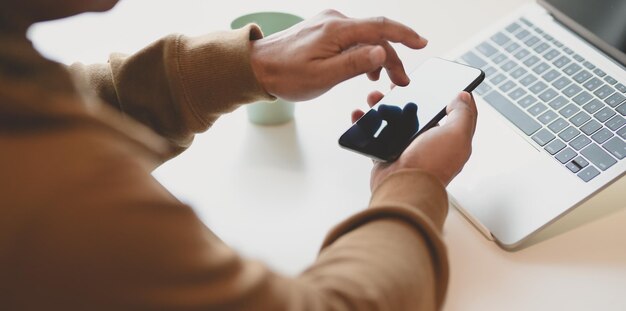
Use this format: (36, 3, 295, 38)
(351, 91, 478, 189)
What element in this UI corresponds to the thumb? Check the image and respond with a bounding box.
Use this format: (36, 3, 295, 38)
(326, 45, 386, 85)
(443, 92, 478, 136)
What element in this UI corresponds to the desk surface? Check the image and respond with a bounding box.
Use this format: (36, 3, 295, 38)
(31, 1, 626, 310)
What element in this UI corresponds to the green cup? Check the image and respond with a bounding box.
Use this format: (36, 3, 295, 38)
(231, 12, 303, 125)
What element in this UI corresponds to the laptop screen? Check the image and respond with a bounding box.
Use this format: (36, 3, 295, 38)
(539, 0, 626, 67)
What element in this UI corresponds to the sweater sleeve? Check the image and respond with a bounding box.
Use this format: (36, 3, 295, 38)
(13, 132, 449, 311)
(68, 24, 273, 155)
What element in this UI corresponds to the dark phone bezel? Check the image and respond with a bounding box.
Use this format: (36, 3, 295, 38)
(338, 63, 485, 162)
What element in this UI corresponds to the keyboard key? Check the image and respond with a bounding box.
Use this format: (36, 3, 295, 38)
(534, 42, 550, 53)
(530, 81, 548, 94)
(462, 51, 488, 68)
(570, 111, 591, 126)
(524, 35, 540, 47)
(533, 62, 550, 74)
(606, 115, 626, 131)
(491, 53, 508, 64)
(532, 128, 556, 146)
(581, 143, 617, 170)
(593, 68, 606, 77)
(484, 91, 541, 135)
(581, 119, 603, 135)
(573, 156, 589, 168)
(569, 135, 592, 151)
(528, 103, 548, 116)
(552, 76, 572, 90)
(542, 69, 560, 82)
(506, 22, 521, 33)
(616, 83, 626, 93)
(539, 89, 559, 102)
(603, 137, 626, 159)
(572, 54, 585, 62)
(582, 99, 604, 114)
(543, 49, 560, 61)
(556, 147, 577, 163)
(591, 128, 614, 144)
(594, 107, 615, 122)
(506, 42, 521, 53)
(520, 74, 538, 86)
(563, 63, 582, 76)
(545, 138, 566, 154)
(583, 77, 603, 91)
(484, 66, 497, 76)
(518, 94, 538, 108)
(515, 48, 531, 60)
(618, 102, 626, 116)
(477, 42, 498, 57)
(547, 97, 568, 111)
(618, 126, 626, 139)
(582, 61, 595, 70)
(563, 47, 574, 55)
(491, 32, 511, 46)
(520, 18, 532, 27)
(559, 104, 580, 118)
(572, 91, 593, 105)
(523, 55, 540, 67)
(500, 80, 517, 92)
(474, 82, 492, 95)
(509, 87, 527, 100)
(573, 70, 592, 83)
(510, 67, 528, 79)
(553, 56, 571, 68)
(604, 75, 618, 85)
(603, 93, 625, 109)
(548, 118, 569, 133)
(563, 84, 582, 98)
(558, 126, 581, 142)
(594, 85, 615, 99)
(577, 166, 600, 182)
(491, 73, 507, 85)
(500, 60, 517, 72)
(538, 110, 558, 124)
(566, 161, 582, 173)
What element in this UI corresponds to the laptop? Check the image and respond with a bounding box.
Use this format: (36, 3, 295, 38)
(447, 0, 626, 249)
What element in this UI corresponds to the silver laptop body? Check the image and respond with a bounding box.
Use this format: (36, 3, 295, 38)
(447, 1, 626, 248)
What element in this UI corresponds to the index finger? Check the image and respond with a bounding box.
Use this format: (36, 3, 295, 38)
(337, 16, 428, 50)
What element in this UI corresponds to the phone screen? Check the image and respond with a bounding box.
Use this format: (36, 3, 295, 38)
(339, 58, 484, 161)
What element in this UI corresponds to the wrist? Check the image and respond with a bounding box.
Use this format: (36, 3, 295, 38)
(249, 38, 276, 98)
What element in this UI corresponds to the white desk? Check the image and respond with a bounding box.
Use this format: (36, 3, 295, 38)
(31, 0, 626, 310)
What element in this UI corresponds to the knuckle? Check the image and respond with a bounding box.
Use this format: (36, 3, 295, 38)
(374, 16, 388, 25)
(345, 54, 360, 74)
(322, 19, 342, 33)
(322, 9, 341, 17)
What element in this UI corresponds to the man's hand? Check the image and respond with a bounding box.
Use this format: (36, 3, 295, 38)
(351, 91, 478, 189)
(250, 9, 428, 101)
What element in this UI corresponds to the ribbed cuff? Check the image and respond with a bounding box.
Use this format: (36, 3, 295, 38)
(173, 24, 275, 127)
(370, 169, 448, 229)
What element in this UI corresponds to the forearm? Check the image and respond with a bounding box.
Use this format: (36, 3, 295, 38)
(302, 169, 449, 310)
(68, 25, 273, 157)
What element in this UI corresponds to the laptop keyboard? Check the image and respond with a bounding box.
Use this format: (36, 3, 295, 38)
(457, 18, 626, 182)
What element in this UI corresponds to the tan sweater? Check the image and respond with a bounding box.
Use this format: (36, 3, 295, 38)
(0, 17, 449, 311)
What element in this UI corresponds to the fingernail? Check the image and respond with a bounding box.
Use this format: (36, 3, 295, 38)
(458, 91, 470, 102)
(419, 35, 429, 45)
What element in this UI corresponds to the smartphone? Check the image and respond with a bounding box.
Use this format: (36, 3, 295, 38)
(338, 58, 484, 162)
